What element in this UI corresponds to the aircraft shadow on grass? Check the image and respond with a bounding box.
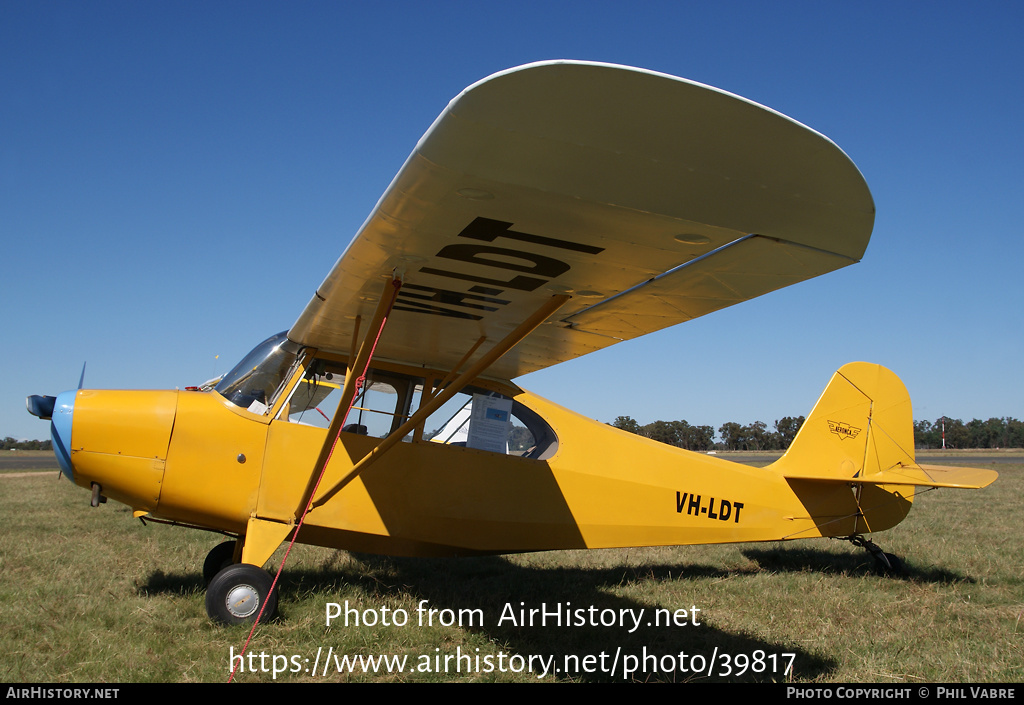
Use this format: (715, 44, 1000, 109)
(741, 546, 971, 584)
(140, 552, 843, 682)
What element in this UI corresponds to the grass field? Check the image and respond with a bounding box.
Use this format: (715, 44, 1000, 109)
(1, 452, 1020, 683)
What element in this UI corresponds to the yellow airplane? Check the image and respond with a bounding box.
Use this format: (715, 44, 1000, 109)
(26, 61, 996, 625)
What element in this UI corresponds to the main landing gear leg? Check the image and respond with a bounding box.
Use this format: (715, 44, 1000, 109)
(203, 525, 285, 624)
(842, 534, 905, 576)
(203, 538, 277, 625)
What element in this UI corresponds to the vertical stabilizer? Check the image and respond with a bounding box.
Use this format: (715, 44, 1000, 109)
(772, 363, 996, 537)
(771, 363, 918, 535)
(776, 362, 916, 481)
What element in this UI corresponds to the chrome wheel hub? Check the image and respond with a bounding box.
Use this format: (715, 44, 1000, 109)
(225, 583, 260, 618)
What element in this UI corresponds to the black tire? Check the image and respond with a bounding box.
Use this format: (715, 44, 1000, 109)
(874, 551, 905, 576)
(883, 552, 904, 575)
(202, 540, 238, 585)
(205, 563, 278, 625)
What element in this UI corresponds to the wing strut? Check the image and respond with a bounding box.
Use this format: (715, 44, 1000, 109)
(294, 276, 404, 519)
(308, 294, 571, 510)
(231, 275, 404, 682)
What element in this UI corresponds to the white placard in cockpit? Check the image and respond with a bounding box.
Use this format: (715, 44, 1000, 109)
(466, 394, 513, 453)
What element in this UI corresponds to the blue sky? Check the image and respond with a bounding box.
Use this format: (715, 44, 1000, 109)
(3, 1, 1022, 441)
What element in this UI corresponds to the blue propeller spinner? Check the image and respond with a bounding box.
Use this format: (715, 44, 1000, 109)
(25, 363, 85, 481)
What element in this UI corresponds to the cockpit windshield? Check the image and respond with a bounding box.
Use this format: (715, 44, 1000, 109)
(215, 331, 301, 413)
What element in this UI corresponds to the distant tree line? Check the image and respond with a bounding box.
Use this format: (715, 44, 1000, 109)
(508, 425, 534, 452)
(611, 417, 717, 451)
(610, 416, 805, 451)
(610, 415, 1024, 450)
(2, 437, 52, 451)
(717, 416, 805, 451)
(913, 417, 1024, 449)
(8, 416, 1023, 454)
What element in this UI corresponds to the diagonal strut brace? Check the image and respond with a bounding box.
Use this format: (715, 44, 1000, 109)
(293, 276, 404, 520)
(308, 293, 571, 511)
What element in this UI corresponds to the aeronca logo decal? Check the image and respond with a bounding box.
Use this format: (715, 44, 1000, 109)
(394, 217, 604, 320)
(827, 420, 861, 440)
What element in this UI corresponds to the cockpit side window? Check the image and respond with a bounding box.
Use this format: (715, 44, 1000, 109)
(422, 385, 558, 460)
(275, 356, 557, 458)
(282, 359, 422, 439)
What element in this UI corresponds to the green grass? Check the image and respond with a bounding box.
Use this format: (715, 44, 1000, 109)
(1, 456, 1021, 683)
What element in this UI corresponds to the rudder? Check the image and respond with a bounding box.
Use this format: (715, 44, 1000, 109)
(772, 363, 917, 536)
(777, 362, 916, 482)
(771, 363, 995, 538)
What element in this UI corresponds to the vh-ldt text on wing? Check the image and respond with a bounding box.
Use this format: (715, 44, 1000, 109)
(289, 61, 875, 382)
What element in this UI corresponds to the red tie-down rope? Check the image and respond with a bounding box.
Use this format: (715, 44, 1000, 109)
(229, 278, 402, 682)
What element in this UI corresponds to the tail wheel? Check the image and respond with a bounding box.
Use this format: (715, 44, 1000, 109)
(841, 535, 906, 576)
(206, 563, 278, 625)
(874, 551, 905, 576)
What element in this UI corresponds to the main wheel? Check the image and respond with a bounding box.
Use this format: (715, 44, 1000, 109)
(202, 540, 238, 585)
(206, 563, 278, 625)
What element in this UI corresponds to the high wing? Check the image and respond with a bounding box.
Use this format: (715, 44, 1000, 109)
(289, 61, 874, 382)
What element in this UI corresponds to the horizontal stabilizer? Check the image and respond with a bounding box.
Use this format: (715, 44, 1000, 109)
(913, 463, 999, 489)
(782, 462, 998, 489)
(773, 363, 997, 490)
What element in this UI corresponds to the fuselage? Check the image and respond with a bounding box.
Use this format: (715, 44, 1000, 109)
(46, 337, 910, 560)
